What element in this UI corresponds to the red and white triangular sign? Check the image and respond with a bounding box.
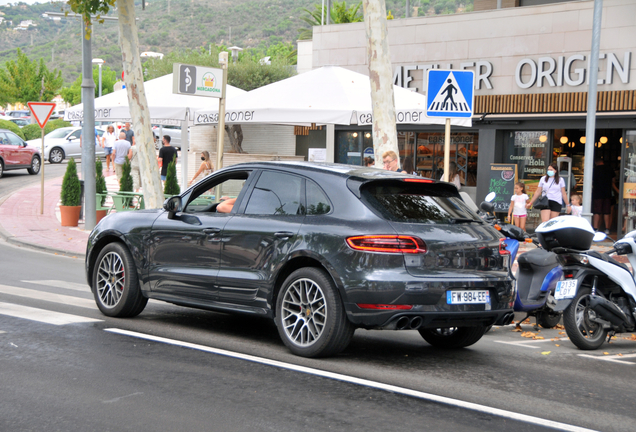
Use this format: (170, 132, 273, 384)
(27, 102, 57, 128)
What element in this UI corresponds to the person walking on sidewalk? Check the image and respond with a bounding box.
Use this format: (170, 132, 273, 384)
(102, 125, 117, 171)
(123, 122, 135, 145)
(189, 151, 213, 186)
(112, 132, 131, 181)
(157, 135, 178, 182)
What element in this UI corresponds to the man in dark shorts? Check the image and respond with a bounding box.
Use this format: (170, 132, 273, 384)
(157, 135, 178, 182)
(592, 158, 613, 234)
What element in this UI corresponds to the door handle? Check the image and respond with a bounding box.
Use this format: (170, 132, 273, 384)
(275, 231, 294, 239)
(203, 228, 221, 234)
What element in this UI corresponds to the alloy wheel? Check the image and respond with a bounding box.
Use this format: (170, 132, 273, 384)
(96, 251, 125, 308)
(574, 294, 605, 342)
(280, 278, 327, 347)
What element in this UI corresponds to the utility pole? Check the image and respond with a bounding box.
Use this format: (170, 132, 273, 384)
(582, 0, 603, 225)
(81, 20, 97, 229)
(362, 0, 399, 169)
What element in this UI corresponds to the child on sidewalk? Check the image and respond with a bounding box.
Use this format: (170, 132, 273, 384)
(571, 194, 583, 217)
(508, 182, 529, 231)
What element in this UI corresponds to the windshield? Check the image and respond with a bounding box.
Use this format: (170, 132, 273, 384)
(361, 181, 481, 224)
(46, 128, 74, 139)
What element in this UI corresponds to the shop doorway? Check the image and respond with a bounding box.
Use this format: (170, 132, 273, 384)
(554, 128, 622, 235)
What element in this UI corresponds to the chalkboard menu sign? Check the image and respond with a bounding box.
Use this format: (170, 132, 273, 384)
(488, 164, 518, 212)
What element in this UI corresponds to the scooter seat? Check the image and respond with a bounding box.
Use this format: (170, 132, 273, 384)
(518, 248, 559, 268)
(586, 251, 631, 273)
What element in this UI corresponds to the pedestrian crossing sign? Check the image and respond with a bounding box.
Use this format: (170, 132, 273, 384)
(426, 70, 474, 118)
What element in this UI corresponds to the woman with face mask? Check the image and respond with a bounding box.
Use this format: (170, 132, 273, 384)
(189, 151, 214, 185)
(527, 163, 571, 222)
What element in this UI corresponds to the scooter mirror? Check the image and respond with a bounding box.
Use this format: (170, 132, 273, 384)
(485, 192, 496, 202)
(480, 201, 495, 214)
(592, 232, 607, 242)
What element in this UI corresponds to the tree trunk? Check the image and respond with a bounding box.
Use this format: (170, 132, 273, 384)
(117, 0, 164, 208)
(362, 0, 399, 169)
(224, 124, 246, 153)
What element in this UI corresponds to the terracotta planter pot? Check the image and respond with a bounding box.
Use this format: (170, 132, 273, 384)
(60, 205, 81, 227)
(96, 209, 108, 224)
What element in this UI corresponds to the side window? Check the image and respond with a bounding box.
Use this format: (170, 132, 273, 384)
(0, 132, 8, 145)
(184, 174, 249, 213)
(306, 180, 331, 215)
(245, 171, 302, 216)
(69, 130, 81, 140)
(5, 132, 23, 146)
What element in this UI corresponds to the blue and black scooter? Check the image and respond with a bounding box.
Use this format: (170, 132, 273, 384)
(480, 193, 563, 328)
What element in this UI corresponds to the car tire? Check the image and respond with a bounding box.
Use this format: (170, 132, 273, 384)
(27, 155, 41, 175)
(536, 310, 561, 329)
(563, 287, 607, 350)
(275, 267, 354, 358)
(0, 160, 3, 178)
(418, 326, 487, 349)
(92, 242, 148, 318)
(49, 147, 64, 164)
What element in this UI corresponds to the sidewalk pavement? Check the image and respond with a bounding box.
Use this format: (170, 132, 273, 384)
(0, 169, 621, 263)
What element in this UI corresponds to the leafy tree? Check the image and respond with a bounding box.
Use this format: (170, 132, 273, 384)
(119, 156, 133, 192)
(61, 157, 81, 207)
(0, 120, 26, 140)
(0, 48, 63, 105)
(298, 1, 363, 40)
(60, 65, 118, 105)
(95, 158, 107, 206)
(163, 156, 180, 196)
(228, 60, 295, 91)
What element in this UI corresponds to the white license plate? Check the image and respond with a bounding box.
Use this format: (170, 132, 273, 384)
(555, 279, 578, 300)
(447, 290, 490, 304)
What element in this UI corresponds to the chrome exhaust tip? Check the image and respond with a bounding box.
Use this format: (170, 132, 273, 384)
(409, 316, 423, 330)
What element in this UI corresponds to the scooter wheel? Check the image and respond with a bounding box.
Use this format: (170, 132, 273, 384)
(563, 287, 607, 350)
(536, 310, 561, 329)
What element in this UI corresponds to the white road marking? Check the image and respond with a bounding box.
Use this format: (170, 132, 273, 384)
(0, 284, 95, 309)
(0, 302, 101, 325)
(102, 392, 144, 404)
(105, 328, 598, 432)
(493, 338, 561, 348)
(577, 353, 636, 365)
(22, 280, 90, 292)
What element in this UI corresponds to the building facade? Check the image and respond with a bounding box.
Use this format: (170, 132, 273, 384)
(299, 0, 636, 235)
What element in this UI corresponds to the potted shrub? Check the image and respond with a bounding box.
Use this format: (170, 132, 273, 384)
(164, 156, 180, 196)
(60, 157, 82, 226)
(119, 156, 135, 208)
(95, 158, 108, 223)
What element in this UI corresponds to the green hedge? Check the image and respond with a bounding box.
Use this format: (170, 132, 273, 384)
(22, 119, 72, 141)
(0, 119, 26, 140)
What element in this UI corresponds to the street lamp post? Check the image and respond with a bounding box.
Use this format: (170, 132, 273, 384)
(92, 58, 104, 98)
(228, 46, 243, 64)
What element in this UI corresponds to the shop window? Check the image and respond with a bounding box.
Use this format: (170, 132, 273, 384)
(622, 131, 636, 234)
(415, 132, 478, 186)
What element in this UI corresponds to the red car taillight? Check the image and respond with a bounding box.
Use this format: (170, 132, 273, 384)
(346, 235, 427, 254)
(499, 238, 510, 255)
(357, 304, 413, 310)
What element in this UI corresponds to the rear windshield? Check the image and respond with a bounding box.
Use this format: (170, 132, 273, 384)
(360, 181, 482, 224)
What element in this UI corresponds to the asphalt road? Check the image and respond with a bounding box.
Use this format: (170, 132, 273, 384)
(0, 174, 635, 431)
(0, 159, 69, 198)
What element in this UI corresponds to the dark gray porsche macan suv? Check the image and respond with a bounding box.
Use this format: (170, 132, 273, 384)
(86, 162, 515, 357)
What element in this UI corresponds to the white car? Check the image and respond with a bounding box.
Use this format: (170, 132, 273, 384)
(26, 127, 106, 163)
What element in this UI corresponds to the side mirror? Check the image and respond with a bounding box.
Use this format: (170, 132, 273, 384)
(480, 201, 495, 214)
(163, 196, 182, 219)
(592, 232, 607, 242)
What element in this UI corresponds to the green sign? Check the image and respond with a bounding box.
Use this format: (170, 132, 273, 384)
(488, 163, 518, 212)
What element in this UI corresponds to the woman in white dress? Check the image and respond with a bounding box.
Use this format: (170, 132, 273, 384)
(189, 151, 214, 185)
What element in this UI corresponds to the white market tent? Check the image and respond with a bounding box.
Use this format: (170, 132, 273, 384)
(64, 73, 246, 125)
(193, 65, 472, 128)
(64, 73, 246, 187)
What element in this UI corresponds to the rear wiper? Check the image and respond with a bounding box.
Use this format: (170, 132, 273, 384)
(449, 217, 477, 224)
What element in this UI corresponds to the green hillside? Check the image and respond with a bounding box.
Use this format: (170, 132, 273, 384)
(0, 0, 473, 85)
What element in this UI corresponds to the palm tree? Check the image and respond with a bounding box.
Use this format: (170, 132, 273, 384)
(298, 1, 363, 40)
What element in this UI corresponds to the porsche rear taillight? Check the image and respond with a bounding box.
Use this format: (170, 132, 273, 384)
(499, 238, 510, 255)
(346, 235, 427, 254)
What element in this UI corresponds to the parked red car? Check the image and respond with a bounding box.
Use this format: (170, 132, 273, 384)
(0, 128, 41, 178)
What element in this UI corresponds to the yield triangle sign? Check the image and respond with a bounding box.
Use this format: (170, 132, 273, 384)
(426, 70, 474, 118)
(27, 102, 56, 128)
